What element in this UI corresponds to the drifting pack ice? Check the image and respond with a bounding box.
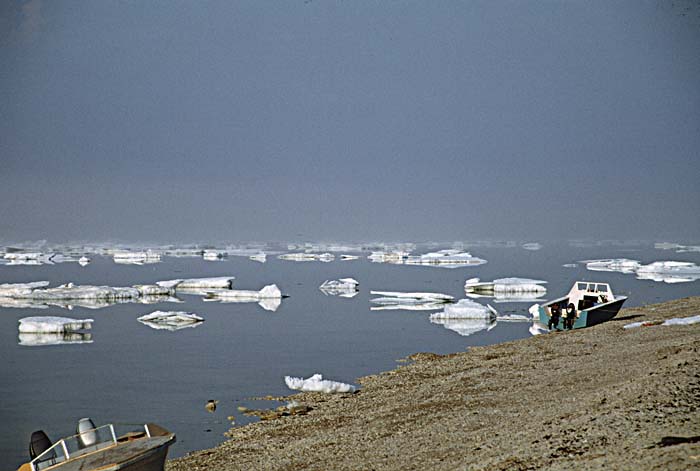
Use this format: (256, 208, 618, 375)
(319, 278, 359, 297)
(137, 311, 204, 331)
(370, 290, 453, 311)
(284, 373, 357, 394)
(464, 277, 547, 302)
(583, 259, 641, 273)
(156, 277, 236, 295)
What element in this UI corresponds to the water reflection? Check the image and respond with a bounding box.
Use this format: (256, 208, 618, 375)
(18, 332, 93, 346)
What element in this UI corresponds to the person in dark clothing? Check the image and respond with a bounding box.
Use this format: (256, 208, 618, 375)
(565, 303, 577, 329)
(548, 303, 561, 330)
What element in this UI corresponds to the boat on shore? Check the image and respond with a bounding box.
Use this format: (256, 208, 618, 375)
(17, 419, 175, 471)
(537, 281, 627, 330)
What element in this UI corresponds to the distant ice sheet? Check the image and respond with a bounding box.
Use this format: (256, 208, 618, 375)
(284, 373, 357, 393)
(583, 259, 700, 283)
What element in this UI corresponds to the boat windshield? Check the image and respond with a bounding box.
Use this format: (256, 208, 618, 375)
(31, 424, 151, 471)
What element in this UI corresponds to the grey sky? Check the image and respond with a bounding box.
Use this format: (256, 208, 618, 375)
(1, 1, 699, 243)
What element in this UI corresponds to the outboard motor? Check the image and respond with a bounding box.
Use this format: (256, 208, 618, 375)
(77, 417, 98, 448)
(29, 430, 53, 460)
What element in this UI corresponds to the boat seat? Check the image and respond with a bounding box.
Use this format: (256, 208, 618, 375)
(29, 430, 54, 460)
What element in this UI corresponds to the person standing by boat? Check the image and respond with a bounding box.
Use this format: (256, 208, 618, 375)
(548, 303, 561, 329)
(565, 303, 577, 329)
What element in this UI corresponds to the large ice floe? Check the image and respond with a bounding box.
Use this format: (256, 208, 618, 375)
(137, 311, 204, 331)
(319, 278, 359, 297)
(370, 290, 453, 311)
(284, 374, 357, 394)
(583, 258, 641, 273)
(404, 250, 487, 268)
(464, 277, 547, 302)
(429, 300, 498, 337)
(156, 277, 236, 295)
(203, 284, 283, 312)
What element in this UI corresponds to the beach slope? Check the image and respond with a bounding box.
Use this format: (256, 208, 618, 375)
(168, 297, 700, 470)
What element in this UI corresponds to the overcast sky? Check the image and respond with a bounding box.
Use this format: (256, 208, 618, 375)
(1, 1, 699, 244)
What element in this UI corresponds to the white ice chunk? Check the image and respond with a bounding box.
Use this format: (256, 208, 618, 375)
(249, 253, 267, 263)
(465, 277, 547, 296)
(284, 373, 356, 393)
(203, 250, 226, 260)
(319, 278, 359, 295)
(78, 256, 90, 266)
(529, 323, 550, 336)
(430, 299, 496, 320)
(521, 242, 542, 251)
(19, 316, 93, 333)
(583, 258, 641, 273)
(206, 284, 282, 300)
(157, 277, 235, 290)
(370, 291, 453, 301)
(137, 311, 204, 330)
(528, 304, 540, 319)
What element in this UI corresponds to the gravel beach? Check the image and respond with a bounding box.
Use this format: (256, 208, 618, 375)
(168, 297, 700, 470)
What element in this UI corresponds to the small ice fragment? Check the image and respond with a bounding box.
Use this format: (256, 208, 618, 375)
(78, 256, 90, 266)
(137, 311, 204, 330)
(284, 373, 356, 393)
(319, 278, 359, 296)
(521, 242, 542, 251)
(662, 315, 700, 326)
(19, 316, 93, 333)
(528, 304, 540, 319)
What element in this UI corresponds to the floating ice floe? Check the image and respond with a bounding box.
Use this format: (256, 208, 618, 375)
(655, 242, 700, 253)
(203, 284, 283, 311)
(203, 250, 226, 260)
(464, 278, 547, 302)
(249, 253, 267, 263)
(429, 299, 497, 320)
(19, 316, 93, 333)
(19, 332, 93, 346)
(137, 311, 204, 331)
(521, 242, 543, 251)
(278, 252, 335, 263)
(113, 250, 161, 265)
(404, 250, 487, 268)
(78, 256, 90, 266)
(157, 277, 235, 294)
(583, 258, 641, 273)
(634, 261, 700, 284)
(284, 373, 357, 393)
(319, 278, 359, 297)
(370, 290, 454, 310)
(562, 263, 578, 268)
(623, 315, 700, 329)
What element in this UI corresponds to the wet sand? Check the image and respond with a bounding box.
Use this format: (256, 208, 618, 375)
(167, 297, 700, 470)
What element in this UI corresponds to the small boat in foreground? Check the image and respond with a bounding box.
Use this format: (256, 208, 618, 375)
(537, 281, 627, 330)
(18, 418, 175, 471)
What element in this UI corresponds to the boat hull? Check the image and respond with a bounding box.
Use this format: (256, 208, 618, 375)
(539, 297, 626, 330)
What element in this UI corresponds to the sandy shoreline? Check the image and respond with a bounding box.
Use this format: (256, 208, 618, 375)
(167, 297, 700, 470)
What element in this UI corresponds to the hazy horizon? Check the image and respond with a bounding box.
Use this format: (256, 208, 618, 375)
(2, 1, 699, 243)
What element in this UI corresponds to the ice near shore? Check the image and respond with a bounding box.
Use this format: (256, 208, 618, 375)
(623, 314, 700, 329)
(285, 374, 357, 393)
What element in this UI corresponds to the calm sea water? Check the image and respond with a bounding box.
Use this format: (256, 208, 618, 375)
(1, 241, 698, 467)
